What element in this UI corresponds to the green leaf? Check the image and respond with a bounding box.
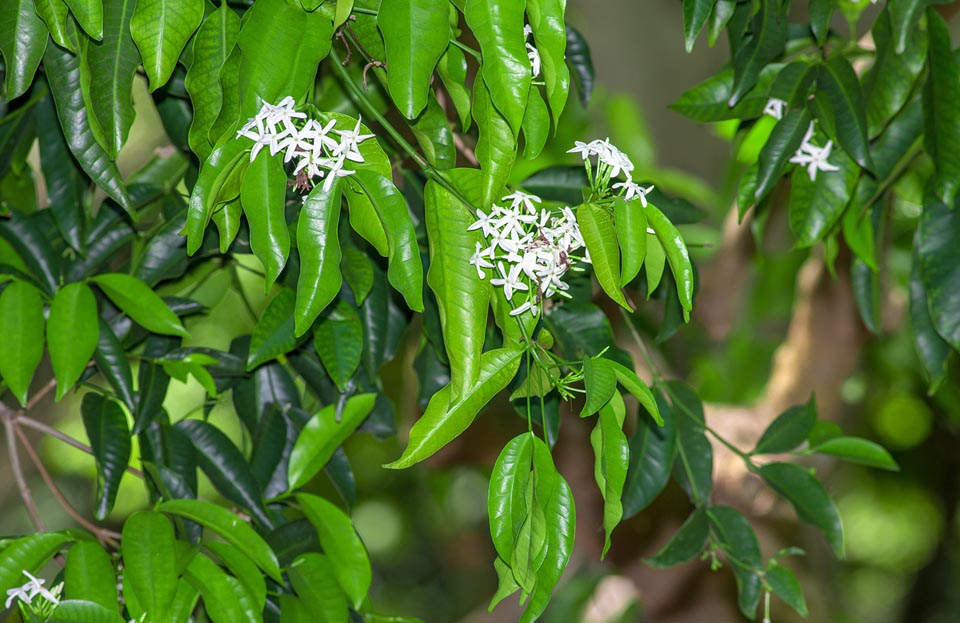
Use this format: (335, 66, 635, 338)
(759, 462, 844, 556)
(186, 137, 249, 253)
(85, 0, 139, 157)
(162, 579, 200, 623)
(247, 288, 306, 370)
(672, 398, 712, 506)
(313, 300, 363, 392)
(614, 196, 647, 286)
(81, 394, 131, 520)
(488, 433, 534, 563)
(288, 393, 377, 490)
(295, 179, 343, 336)
(511, 441, 553, 594)
(0, 0, 48, 99)
(65, 541, 118, 611)
(670, 63, 780, 122)
(131, 0, 202, 91)
(643, 235, 666, 297)
(917, 195, 960, 351)
(646, 204, 694, 321)
(473, 78, 518, 208)
(437, 44, 471, 131)
(581, 356, 617, 418)
(91, 273, 189, 337)
(378, 0, 449, 118)
(43, 42, 131, 213)
(788, 141, 858, 247)
(121, 511, 178, 618)
(488, 556, 520, 612)
(810, 436, 899, 470)
(63, 0, 102, 39)
(683, 0, 719, 52)
(157, 499, 282, 582)
(755, 108, 811, 203)
(752, 398, 816, 455)
(287, 554, 347, 623)
(184, 3, 239, 160)
(525, 0, 569, 124)
(48, 283, 99, 400)
(890, 0, 924, 54)
(49, 601, 126, 623)
(863, 8, 926, 139)
(809, 0, 834, 45)
(175, 419, 274, 528)
(766, 562, 808, 617)
(910, 248, 951, 393)
(644, 508, 709, 567)
(623, 391, 676, 518)
(183, 553, 260, 623)
(852, 257, 881, 334)
(35, 0, 73, 51)
(0, 280, 44, 406)
(732, 566, 763, 620)
(577, 202, 629, 309)
(410, 91, 456, 168)
(565, 24, 593, 107)
(297, 493, 372, 609)
(424, 170, 489, 400)
(708, 505, 761, 567)
(729, 0, 787, 106)
(341, 246, 374, 305)
(353, 170, 424, 311)
(591, 390, 629, 558)
(465, 0, 530, 136)
(0, 532, 71, 601)
(37, 90, 85, 254)
(387, 348, 523, 468)
(815, 56, 874, 171)
(241, 156, 289, 291)
(605, 360, 662, 425)
(923, 9, 960, 205)
(521, 87, 550, 160)
(236, 0, 333, 116)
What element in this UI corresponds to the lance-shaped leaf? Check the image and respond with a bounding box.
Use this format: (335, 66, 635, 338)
(386, 348, 523, 469)
(623, 391, 676, 518)
(815, 56, 874, 172)
(890, 0, 924, 54)
(474, 78, 518, 208)
(607, 359, 662, 425)
(917, 195, 960, 351)
(581, 356, 617, 418)
(43, 42, 131, 213)
(810, 436, 898, 470)
(465, 0, 530, 136)
(183, 3, 238, 160)
(183, 553, 260, 623)
(287, 554, 347, 623)
(728, 0, 786, 106)
(437, 45, 471, 131)
(646, 205, 694, 321)
(808, 0, 833, 45)
(65, 541, 118, 611)
(755, 108, 811, 203)
(241, 153, 289, 290)
(614, 196, 647, 286)
(0, 281, 45, 406)
(671, 64, 780, 123)
(565, 24, 593, 107)
(682, 0, 719, 52)
(411, 91, 457, 168)
(424, 170, 489, 400)
(205, 541, 265, 612)
(526, 0, 570, 125)
(488, 433, 534, 563)
(0, 533, 72, 602)
(81, 394, 131, 519)
(295, 179, 343, 336)
(91, 273, 189, 337)
(923, 9, 960, 205)
(247, 288, 307, 370)
(708, 505, 761, 569)
(378, 0, 449, 118)
(0, 214, 60, 296)
(863, 8, 926, 139)
(766, 562, 808, 617)
(313, 300, 363, 392)
(591, 390, 629, 558)
(121, 512, 178, 618)
(63, 0, 102, 39)
(157, 499, 282, 582)
(511, 440, 556, 594)
(353, 170, 424, 311)
(910, 248, 951, 393)
(644, 508, 709, 567)
(85, 0, 139, 158)
(752, 398, 817, 455)
(37, 89, 85, 254)
(35, 0, 73, 51)
(0, 0, 48, 99)
(578, 202, 629, 309)
(759, 462, 844, 556)
(672, 392, 712, 506)
(130, 0, 203, 91)
(186, 137, 248, 253)
(48, 282, 100, 400)
(48, 601, 127, 623)
(788, 142, 858, 247)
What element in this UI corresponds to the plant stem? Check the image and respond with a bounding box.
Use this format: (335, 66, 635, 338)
(16, 416, 144, 479)
(2, 408, 45, 531)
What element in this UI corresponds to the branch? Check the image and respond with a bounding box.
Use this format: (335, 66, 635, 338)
(16, 415, 144, 479)
(1, 405, 45, 531)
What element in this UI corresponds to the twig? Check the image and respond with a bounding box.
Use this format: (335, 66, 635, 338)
(25, 378, 57, 410)
(16, 416, 144, 479)
(2, 407, 45, 531)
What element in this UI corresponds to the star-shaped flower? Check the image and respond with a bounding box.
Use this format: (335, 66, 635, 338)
(763, 98, 787, 120)
(789, 141, 840, 181)
(612, 180, 654, 207)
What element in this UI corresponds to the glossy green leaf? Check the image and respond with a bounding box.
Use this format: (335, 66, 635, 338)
(890, 0, 924, 54)
(297, 493, 371, 609)
(752, 399, 816, 455)
(184, 553, 259, 623)
(917, 195, 960, 351)
(591, 390, 629, 558)
(184, 4, 239, 159)
(521, 87, 549, 159)
(614, 196, 647, 286)
(247, 289, 306, 370)
(815, 56, 874, 171)
(565, 24, 593, 107)
(643, 234, 666, 297)
(728, 0, 786, 106)
(646, 204, 693, 321)
(864, 8, 925, 139)
(810, 436, 899, 470)
(295, 179, 343, 336)
(157, 499, 282, 582)
(909, 248, 951, 393)
(353, 170, 424, 311)
(288, 393, 377, 490)
(488, 556, 520, 612)
(852, 257, 881, 334)
(682, 0, 719, 52)
(34, 0, 73, 51)
(0, 532, 71, 602)
(759, 462, 844, 556)
(65, 541, 118, 611)
(48, 601, 126, 623)
(577, 202, 629, 309)
(85, 0, 139, 157)
(63, 0, 102, 39)
(809, 0, 834, 45)
(525, 0, 569, 124)
(161, 579, 201, 623)
(923, 9, 960, 204)
(81, 393, 130, 520)
(644, 508, 709, 567)
(378, 0, 448, 118)
(708, 505, 761, 566)
(91, 273, 189, 337)
(185, 137, 249, 253)
(766, 562, 808, 617)
(670, 64, 780, 122)
(37, 90, 85, 254)
(465, 0, 530, 136)
(581, 356, 617, 418)
(755, 108, 811, 203)
(175, 419, 273, 528)
(473, 78, 518, 208)
(437, 44, 471, 131)
(0, 281, 44, 406)
(607, 360, 662, 425)
(673, 402, 712, 506)
(623, 391, 676, 518)
(511, 441, 554, 594)
(48, 283, 99, 400)
(43, 42, 131, 213)
(424, 170, 489, 400)
(313, 300, 363, 392)
(288, 554, 347, 623)
(488, 433, 534, 564)
(387, 347, 522, 469)
(0, 0, 48, 99)
(121, 511, 178, 618)
(788, 141, 858, 247)
(341, 246, 374, 305)
(130, 0, 203, 91)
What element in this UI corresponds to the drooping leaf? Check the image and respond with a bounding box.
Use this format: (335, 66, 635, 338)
(240, 156, 289, 293)
(65, 541, 118, 611)
(708, 505, 761, 567)
(670, 63, 781, 122)
(614, 196, 647, 287)
(521, 87, 550, 160)
(183, 553, 259, 623)
(644, 508, 709, 567)
(752, 398, 816, 455)
(63, 0, 102, 39)
(591, 390, 629, 558)
(295, 179, 343, 336)
(564, 24, 593, 107)
(766, 562, 809, 617)
(917, 195, 960, 351)
(473, 78, 518, 208)
(0, 0, 48, 99)
(809, 0, 834, 45)
(810, 436, 899, 470)
(581, 356, 617, 418)
(863, 8, 926, 139)
(34, 0, 73, 51)
(890, 0, 924, 54)
(672, 393, 712, 506)
(313, 300, 363, 392)
(577, 202, 629, 309)
(48, 283, 99, 400)
(623, 391, 676, 518)
(488, 433, 534, 564)
(646, 204, 694, 321)
(728, 0, 787, 106)
(909, 248, 951, 393)
(436, 44, 472, 131)
(923, 9, 960, 205)
(815, 56, 874, 171)
(755, 108, 811, 203)
(287, 554, 347, 623)
(0, 280, 44, 406)
(247, 288, 307, 370)
(121, 512, 178, 618)
(526, 0, 569, 124)
(378, 0, 449, 118)
(91, 273, 189, 337)
(130, 0, 203, 91)
(759, 462, 844, 556)
(185, 137, 249, 253)
(81, 394, 131, 520)
(682, 0, 719, 52)
(37, 89, 85, 254)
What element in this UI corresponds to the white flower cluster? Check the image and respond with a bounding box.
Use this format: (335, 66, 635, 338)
(236, 97, 375, 192)
(523, 25, 542, 78)
(789, 122, 840, 181)
(468, 191, 589, 317)
(568, 138, 654, 206)
(5, 570, 60, 609)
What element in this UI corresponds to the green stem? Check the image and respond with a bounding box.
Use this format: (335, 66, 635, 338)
(450, 39, 482, 61)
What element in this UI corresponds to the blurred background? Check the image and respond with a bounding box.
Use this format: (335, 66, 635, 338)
(3, 1, 960, 622)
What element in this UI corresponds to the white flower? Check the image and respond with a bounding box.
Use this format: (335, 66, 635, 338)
(334, 115, 375, 162)
(469, 242, 495, 279)
(567, 139, 604, 160)
(5, 571, 59, 609)
(467, 208, 499, 237)
(524, 24, 533, 37)
(490, 262, 529, 301)
(612, 180, 654, 207)
(595, 140, 634, 179)
(502, 190, 542, 214)
(790, 141, 840, 181)
(526, 42, 542, 78)
(510, 300, 539, 316)
(763, 98, 787, 120)
(321, 157, 356, 192)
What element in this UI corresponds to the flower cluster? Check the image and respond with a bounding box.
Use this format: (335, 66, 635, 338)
(789, 122, 840, 181)
(468, 191, 589, 317)
(236, 97, 375, 192)
(5, 570, 60, 610)
(523, 25, 542, 78)
(568, 138, 654, 206)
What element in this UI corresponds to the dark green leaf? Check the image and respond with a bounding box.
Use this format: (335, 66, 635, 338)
(890, 0, 924, 54)
(378, 0, 449, 118)
(810, 436, 899, 470)
(707, 505, 761, 566)
(752, 398, 816, 454)
(683, 0, 719, 52)
(565, 24, 593, 107)
(923, 9, 960, 205)
(437, 44, 471, 131)
(917, 195, 960, 351)
(755, 108, 811, 203)
(644, 508, 709, 567)
(766, 562, 808, 617)
(49, 283, 99, 400)
(623, 391, 676, 518)
(0, 0, 48, 98)
(295, 179, 343, 336)
(313, 300, 363, 392)
(287, 554, 347, 623)
(63, 0, 102, 39)
(0, 212, 61, 296)
(81, 394, 131, 520)
(759, 462, 844, 556)
(130, 0, 203, 91)
(672, 397, 712, 506)
(544, 301, 631, 366)
(34, 0, 73, 51)
(185, 137, 249, 254)
(852, 257, 881, 334)
(729, 0, 787, 106)
(909, 247, 951, 392)
(816, 56, 874, 171)
(37, 90, 85, 254)
(671, 63, 781, 122)
(788, 141, 858, 247)
(247, 288, 307, 370)
(863, 8, 926, 139)
(809, 0, 834, 45)
(183, 553, 260, 623)
(85, 0, 139, 157)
